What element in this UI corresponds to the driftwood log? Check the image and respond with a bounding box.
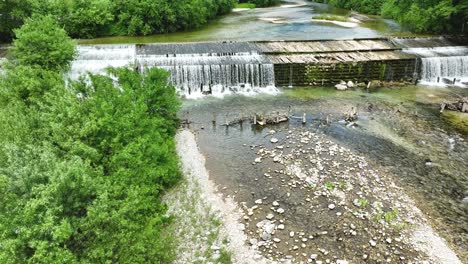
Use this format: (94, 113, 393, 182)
(440, 98, 468, 113)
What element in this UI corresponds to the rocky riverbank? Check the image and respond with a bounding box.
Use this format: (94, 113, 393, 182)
(240, 127, 460, 263)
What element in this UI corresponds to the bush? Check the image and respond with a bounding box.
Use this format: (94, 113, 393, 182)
(11, 15, 76, 71)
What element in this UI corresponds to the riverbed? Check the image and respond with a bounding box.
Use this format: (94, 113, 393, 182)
(180, 85, 467, 262)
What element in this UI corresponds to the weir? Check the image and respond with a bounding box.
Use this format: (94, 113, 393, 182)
(66, 37, 468, 95)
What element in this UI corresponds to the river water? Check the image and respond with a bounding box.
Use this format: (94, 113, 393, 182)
(80, 0, 406, 45)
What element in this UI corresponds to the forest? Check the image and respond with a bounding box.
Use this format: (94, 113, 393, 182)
(0, 15, 181, 263)
(0, 0, 236, 42)
(314, 0, 468, 33)
(1, 0, 466, 43)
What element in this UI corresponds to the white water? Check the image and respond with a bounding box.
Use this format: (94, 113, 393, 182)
(69, 44, 278, 98)
(69, 45, 136, 80)
(399, 41, 468, 88)
(419, 56, 468, 87)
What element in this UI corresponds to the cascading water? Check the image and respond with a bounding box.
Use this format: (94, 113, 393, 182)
(137, 52, 276, 98)
(68, 43, 278, 98)
(69, 44, 136, 80)
(420, 56, 468, 86)
(397, 38, 468, 88)
(136, 43, 277, 98)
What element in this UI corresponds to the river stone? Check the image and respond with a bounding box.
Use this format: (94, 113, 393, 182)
(335, 84, 348, 90)
(272, 201, 280, 207)
(289, 231, 295, 237)
(347, 81, 354, 88)
(273, 238, 281, 243)
(270, 138, 279, 143)
(369, 240, 377, 247)
(462, 197, 468, 204)
(255, 199, 263, 204)
(261, 232, 271, 241)
(277, 208, 285, 214)
(277, 224, 285, 230)
(328, 204, 336, 210)
(266, 213, 274, 220)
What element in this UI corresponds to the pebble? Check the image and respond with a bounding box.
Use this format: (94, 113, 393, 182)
(289, 231, 295, 237)
(328, 204, 336, 210)
(266, 214, 274, 220)
(272, 201, 280, 207)
(277, 208, 285, 214)
(386, 238, 392, 244)
(310, 254, 318, 260)
(271, 138, 279, 143)
(255, 199, 263, 204)
(369, 240, 377, 247)
(277, 224, 285, 230)
(210, 245, 220, 250)
(273, 238, 281, 243)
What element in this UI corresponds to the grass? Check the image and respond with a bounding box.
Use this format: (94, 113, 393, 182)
(218, 248, 232, 264)
(235, 3, 256, 9)
(312, 14, 349, 22)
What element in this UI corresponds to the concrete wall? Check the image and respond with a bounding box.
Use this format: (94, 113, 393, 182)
(274, 59, 418, 87)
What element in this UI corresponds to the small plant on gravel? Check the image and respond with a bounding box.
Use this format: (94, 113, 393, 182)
(325, 182, 335, 190)
(384, 209, 399, 224)
(358, 198, 369, 207)
(338, 182, 347, 190)
(218, 248, 232, 264)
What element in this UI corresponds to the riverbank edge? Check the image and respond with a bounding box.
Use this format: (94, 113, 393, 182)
(169, 129, 269, 263)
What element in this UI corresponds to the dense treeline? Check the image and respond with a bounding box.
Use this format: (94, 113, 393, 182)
(313, 0, 468, 34)
(0, 0, 236, 42)
(238, 0, 281, 7)
(0, 15, 181, 262)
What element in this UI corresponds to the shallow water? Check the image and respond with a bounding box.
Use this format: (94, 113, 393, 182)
(80, 0, 409, 45)
(182, 85, 468, 261)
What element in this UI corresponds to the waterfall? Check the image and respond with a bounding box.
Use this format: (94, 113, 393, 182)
(398, 38, 468, 88)
(137, 52, 276, 98)
(69, 44, 136, 80)
(420, 56, 468, 87)
(68, 43, 278, 98)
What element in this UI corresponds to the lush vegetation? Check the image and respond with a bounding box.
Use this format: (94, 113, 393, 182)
(0, 15, 181, 263)
(0, 0, 236, 42)
(312, 14, 350, 22)
(235, 3, 257, 9)
(312, 0, 468, 34)
(238, 0, 281, 7)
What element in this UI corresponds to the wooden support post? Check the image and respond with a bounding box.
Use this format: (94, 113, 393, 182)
(225, 114, 229, 126)
(212, 112, 216, 124)
(302, 113, 306, 124)
(253, 113, 257, 125)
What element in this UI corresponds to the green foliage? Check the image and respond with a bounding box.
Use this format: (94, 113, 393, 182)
(11, 15, 76, 71)
(0, 58, 181, 262)
(324, 182, 336, 190)
(313, 14, 349, 22)
(238, 0, 280, 7)
(313, 0, 468, 34)
(235, 3, 257, 9)
(0, 0, 237, 42)
(358, 198, 369, 207)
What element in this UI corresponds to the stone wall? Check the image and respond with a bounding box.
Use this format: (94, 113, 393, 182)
(274, 59, 418, 87)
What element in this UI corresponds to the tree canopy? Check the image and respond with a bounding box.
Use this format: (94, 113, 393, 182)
(0, 16, 181, 263)
(0, 0, 237, 42)
(316, 0, 467, 34)
(11, 15, 76, 71)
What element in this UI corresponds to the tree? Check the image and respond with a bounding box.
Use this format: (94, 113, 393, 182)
(11, 15, 76, 71)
